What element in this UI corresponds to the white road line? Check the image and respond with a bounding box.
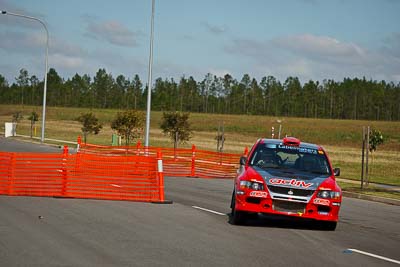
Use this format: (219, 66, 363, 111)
(192, 206, 226, 216)
(348, 249, 400, 265)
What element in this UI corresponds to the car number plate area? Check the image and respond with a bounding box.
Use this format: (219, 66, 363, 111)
(273, 200, 306, 214)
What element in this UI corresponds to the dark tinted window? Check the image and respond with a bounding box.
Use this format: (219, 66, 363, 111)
(249, 143, 331, 175)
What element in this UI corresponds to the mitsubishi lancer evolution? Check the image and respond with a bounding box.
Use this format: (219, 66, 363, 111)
(231, 137, 342, 230)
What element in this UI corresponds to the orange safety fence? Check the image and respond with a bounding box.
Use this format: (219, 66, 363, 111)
(79, 140, 247, 179)
(0, 151, 68, 198)
(0, 147, 165, 202)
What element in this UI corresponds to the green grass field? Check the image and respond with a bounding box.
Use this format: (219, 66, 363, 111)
(1, 104, 399, 187)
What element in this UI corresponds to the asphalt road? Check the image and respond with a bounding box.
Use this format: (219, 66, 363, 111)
(0, 137, 63, 153)
(1, 137, 399, 266)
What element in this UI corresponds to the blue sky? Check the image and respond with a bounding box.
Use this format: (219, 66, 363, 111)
(1, 0, 399, 84)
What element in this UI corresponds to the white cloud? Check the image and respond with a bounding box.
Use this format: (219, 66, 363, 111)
(224, 33, 400, 82)
(50, 53, 84, 69)
(0, 30, 86, 58)
(0, 29, 88, 79)
(276, 59, 313, 78)
(201, 22, 228, 35)
(272, 34, 366, 63)
(83, 17, 143, 47)
(51, 38, 87, 57)
(0, 30, 44, 53)
(392, 74, 400, 81)
(225, 38, 281, 63)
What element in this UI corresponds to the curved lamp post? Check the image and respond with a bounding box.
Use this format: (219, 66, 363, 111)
(144, 0, 155, 147)
(1, 10, 49, 143)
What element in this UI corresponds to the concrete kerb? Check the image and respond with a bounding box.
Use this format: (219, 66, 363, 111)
(1, 134, 78, 153)
(342, 191, 400, 206)
(337, 178, 400, 192)
(337, 177, 400, 205)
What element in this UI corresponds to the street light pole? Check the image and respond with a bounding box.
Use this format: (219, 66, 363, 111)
(144, 0, 155, 147)
(1, 10, 49, 143)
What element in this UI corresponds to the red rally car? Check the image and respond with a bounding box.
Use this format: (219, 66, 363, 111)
(231, 137, 342, 230)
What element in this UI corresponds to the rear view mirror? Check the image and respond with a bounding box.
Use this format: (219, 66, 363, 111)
(240, 156, 247, 166)
(334, 168, 340, 176)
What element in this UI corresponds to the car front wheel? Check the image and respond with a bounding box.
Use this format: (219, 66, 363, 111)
(322, 221, 337, 231)
(231, 191, 247, 225)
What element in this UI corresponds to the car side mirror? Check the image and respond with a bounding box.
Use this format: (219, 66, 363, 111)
(334, 168, 340, 176)
(240, 156, 247, 166)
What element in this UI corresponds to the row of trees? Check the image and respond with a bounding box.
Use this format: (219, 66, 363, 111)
(1, 68, 399, 121)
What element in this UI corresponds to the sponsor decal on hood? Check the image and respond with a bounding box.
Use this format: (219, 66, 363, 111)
(269, 178, 313, 188)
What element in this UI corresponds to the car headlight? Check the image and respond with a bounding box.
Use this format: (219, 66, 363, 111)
(240, 180, 264, 191)
(317, 190, 341, 200)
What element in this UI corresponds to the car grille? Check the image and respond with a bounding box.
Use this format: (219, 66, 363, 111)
(273, 200, 306, 214)
(267, 185, 314, 197)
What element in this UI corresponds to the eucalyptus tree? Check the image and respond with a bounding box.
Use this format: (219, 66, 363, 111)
(283, 76, 302, 117)
(115, 74, 130, 109)
(15, 68, 29, 106)
(240, 74, 251, 114)
(67, 73, 91, 107)
(131, 74, 143, 110)
(93, 68, 114, 108)
(222, 74, 234, 114)
(46, 68, 63, 106)
(200, 73, 214, 113)
(303, 80, 319, 118)
(0, 74, 9, 104)
(29, 75, 39, 106)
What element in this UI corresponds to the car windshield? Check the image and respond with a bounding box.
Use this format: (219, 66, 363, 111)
(248, 143, 331, 175)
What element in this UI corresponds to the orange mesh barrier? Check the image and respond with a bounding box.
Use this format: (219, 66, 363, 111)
(79, 141, 244, 179)
(67, 153, 160, 201)
(0, 148, 163, 202)
(0, 152, 66, 197)
(190, 148, 239, 178)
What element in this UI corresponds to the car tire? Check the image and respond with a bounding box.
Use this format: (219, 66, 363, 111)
(322, 221, 337, 231)
(231, 191, 247, 225)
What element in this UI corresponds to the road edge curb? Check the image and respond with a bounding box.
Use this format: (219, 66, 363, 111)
(343, 191, 400, 206)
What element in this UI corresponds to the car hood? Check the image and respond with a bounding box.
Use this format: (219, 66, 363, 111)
(251, 166, 330, 190)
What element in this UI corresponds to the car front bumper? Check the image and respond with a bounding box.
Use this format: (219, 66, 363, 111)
(235, 191, 341, 222)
